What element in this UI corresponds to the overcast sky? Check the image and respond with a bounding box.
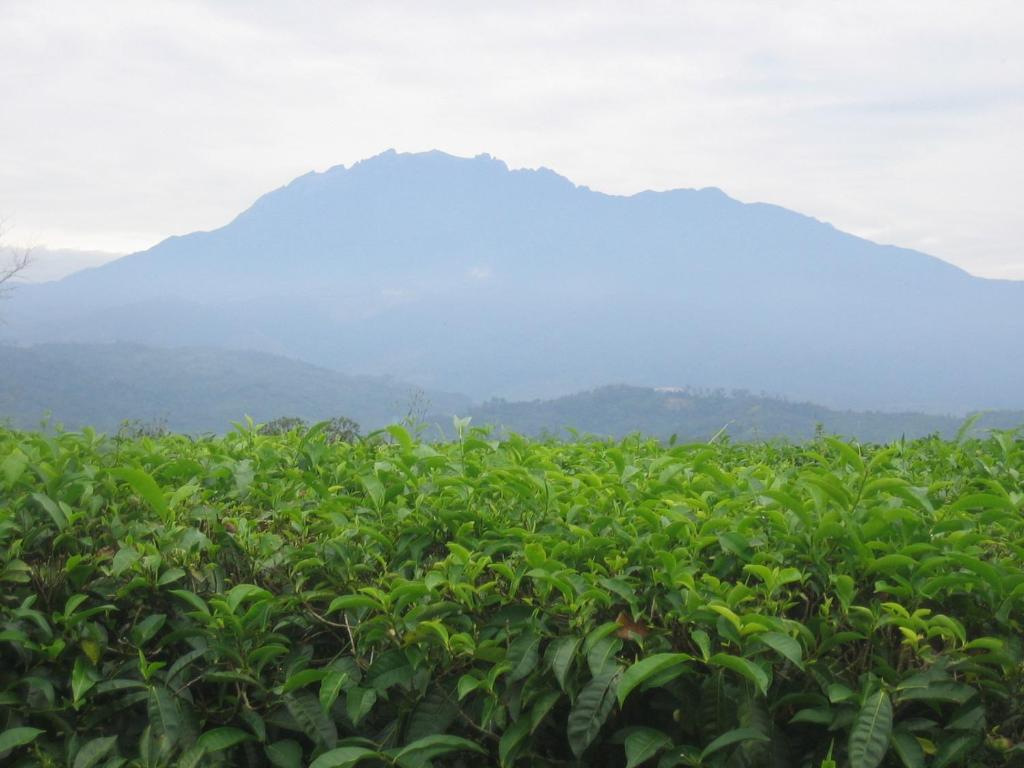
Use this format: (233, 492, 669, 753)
(2, 0, 1022, 280)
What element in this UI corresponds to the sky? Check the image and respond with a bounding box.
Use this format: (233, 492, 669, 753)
(1, 0, 1022, 281)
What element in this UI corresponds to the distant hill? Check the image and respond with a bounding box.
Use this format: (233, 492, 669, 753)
(0, 343, 468, 434)
(16, 247, 123, 283)
(1, 344, 1020, 441)
(4, 149, 1023, 412)
(469, 385, 1024, 443)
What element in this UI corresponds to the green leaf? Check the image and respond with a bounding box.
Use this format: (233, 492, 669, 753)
(753, 632, 803, 669)
(870, 554, 917, 573)
(328, 595, 380, 613)
(404, 687, 458, 744)
(392, 734, 485, 768)
(240, 708, 266, 742)
(0, 629, 28, 645)
(827, 683, 856, 703)
(456, 675, 479, 700)
(91, 679, 145, 697)
(111, 467, 169, 518)
(0, 448, 27, 485)
(530, 690, 562, 733)
(790, 707, 833, 725)
(0, 727, 45, 753)
(226, 584, 272, 613)
(158, 567, 187, 586)
(933, 733, 980, 768)
(386, 424, 414, 452)
(73, 656, 100, 703)
(617, 653, 692, 706)
(309, 747, 383, 768)
(32, 492, 68, 530)
(849, 689, 893, 768)
(365, 649, 411, 692)
(890, 731, 925, 768)
(546, 636, 580, 691)
(824, 437, 864, 472)
(896, 682, 976, 705)
(130, 614, 167, 646)
(72, 735, 119, 768)
(169, 589, 210, 615)
(178, 744, 207, 768)
(320, 662, 355, 713)
(567, 667, 621, 757)
(280, 668, 327, 694)
(168, 481, 200, 510)
(148, 686, 185, 747)
(346, 687, 377, 726)
(955, 412, 983, 443)
(507, 628, 541, 682)
(946, 704, 984, 732)
(718, 531, 751, 558)
(709, 653, 769, 696)
(699, 727, 770, 761)
(946, 492, 1014, 514)
(587, 636, 623, 677)
(197, 727, 253, 752)
(265, 740, 304, 768)
(111, 547, 141, 576)
(360, 474, 385, 509)
(285, 691, 337, 748)
(499, 716, 531, 768)
(624, 727, 672, 768)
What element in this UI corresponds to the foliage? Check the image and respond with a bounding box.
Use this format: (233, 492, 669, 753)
(257, 416, 309, 436)
(117, 419, 170, 440)
(259, 417, 361, 444)
(1, 423, 1023, 767)
(322, 417, 361, 445)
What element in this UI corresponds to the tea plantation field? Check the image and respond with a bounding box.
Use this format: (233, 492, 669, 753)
(1, 423, 1022, 767)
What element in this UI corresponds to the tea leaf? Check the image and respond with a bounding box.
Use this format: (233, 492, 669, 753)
(567, 667, 621, 757)
(617, 653, 692, 706)
(849, 690, 892, 768)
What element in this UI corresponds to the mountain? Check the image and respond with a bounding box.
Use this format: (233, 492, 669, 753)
(4, 149, 1023, 413)
(0, 343, 468, 434)
(2, 344, 1020, 440)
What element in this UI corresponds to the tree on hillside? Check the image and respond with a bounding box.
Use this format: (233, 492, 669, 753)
(259, 415, 362, 443)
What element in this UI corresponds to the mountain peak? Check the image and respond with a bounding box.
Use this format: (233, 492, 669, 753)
(351, 147, 509, 171)
(340, 148, 589, 191)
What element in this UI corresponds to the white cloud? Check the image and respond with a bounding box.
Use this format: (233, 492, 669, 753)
(0, 0, 1021, 277)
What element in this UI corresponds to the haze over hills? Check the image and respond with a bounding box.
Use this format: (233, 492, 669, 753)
(471, 385, 1024, 443)
(3, 343, 1020, 441)
(4, 149, 1023, 414)
(0, 343, 468, 434)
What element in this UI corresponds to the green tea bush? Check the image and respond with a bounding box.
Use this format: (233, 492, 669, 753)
(0, 423, 1022, 767)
